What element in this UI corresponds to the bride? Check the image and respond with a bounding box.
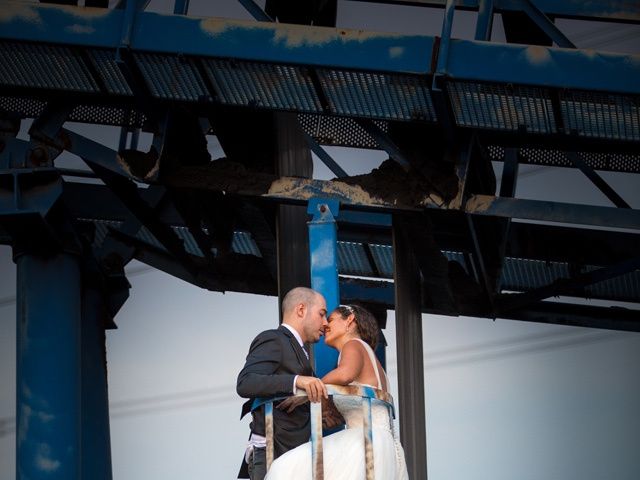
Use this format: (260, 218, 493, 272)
(265, 304, 409, 480)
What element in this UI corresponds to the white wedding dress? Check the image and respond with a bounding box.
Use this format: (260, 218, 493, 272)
(265, 339, 409, 480)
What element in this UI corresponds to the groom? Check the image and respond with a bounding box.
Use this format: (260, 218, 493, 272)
(236, 287, 329, 480)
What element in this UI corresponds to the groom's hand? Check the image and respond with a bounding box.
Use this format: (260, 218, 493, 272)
(295, 376, 328, 403)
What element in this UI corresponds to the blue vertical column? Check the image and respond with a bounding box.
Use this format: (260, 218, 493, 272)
(15, 252, 81, 480)
(81, 285, 113, 480)
(307, 198, 340, 378)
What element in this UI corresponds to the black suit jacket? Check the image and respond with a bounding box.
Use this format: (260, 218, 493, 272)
(236, 325, 314, 478)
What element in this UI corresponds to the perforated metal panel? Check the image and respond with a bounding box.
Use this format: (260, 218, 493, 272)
(583, 266, 640, 303)
(337, 241, 375, 277)
(317, 70, 436, 121)
(89, 49, 133, 96)
(0, 41, 98, 92)
(487, 145, 640, 173)
(367, 244, 394, 279)
(500, 257, 640, 303)
(298, 114, 386, 148)
(86, 220, 260, 259)
(203, 59, 322, 112)
(134, 53, 210, 101)
(0, 96, 45, 119)
(69, 104, 146, 128)
(89, 219, 122, 246)
(443, 250, 468, 274)
(0, 96, 147, 128)
(232, 231, 262, 256)
(449, 81, 556, 134)
(561, 91, 640, 142)
(501, 258, 568, 290)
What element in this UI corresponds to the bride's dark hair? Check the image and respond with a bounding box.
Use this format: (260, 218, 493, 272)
(335, 304, 379, 350)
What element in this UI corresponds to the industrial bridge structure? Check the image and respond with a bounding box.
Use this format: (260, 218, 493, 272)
(1, 0, 639, 478)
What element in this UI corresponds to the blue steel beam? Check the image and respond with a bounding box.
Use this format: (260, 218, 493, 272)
(474, 0, 494, 40)
(266, 177, 640, 230)
(0, 2, 434, 74)
(345, 0, 640, 23)
(464, 194, 640, 230)
(307, 198, 340, 378)
(16, 252, 82, 480)
(81, 286, 113, 480)
(1, 2, 638, 96)
(443, 39, 640, 95)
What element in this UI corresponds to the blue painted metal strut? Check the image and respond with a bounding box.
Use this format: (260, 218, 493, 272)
(346, 0, 640, 23)
(516, 0, 576, 48)
(16, 252, 82, 480)
(1, 1, 639, 97)
(81, 286, 113, 480)
(0, 2, 433, 74)
(474, 0, 494, 40)
(444, 39, 640, 94)
(307, 198, 341, 378)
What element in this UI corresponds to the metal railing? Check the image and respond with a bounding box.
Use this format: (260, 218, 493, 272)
(256, 384, 395, 480)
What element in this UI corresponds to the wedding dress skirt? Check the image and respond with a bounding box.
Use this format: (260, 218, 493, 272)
(265, 340, 409, 480)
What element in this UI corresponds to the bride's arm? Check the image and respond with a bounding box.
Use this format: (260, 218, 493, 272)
(321, 341, 364, 385)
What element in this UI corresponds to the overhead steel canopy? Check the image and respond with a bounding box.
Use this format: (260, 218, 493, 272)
(1, 0, 639, 333)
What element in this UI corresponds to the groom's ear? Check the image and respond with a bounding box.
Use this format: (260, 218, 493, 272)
(296, 302, 306, 318)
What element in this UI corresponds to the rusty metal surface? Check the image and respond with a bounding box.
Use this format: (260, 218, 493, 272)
(310, 401, 324, 480)
(265, 401, 274, 470)
(259, 385, 396, 478)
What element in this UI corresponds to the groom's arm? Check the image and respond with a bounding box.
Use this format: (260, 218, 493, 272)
(237, 330, 296, 399)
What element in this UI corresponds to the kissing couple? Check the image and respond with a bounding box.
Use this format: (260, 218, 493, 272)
(237, 287, 409, 480)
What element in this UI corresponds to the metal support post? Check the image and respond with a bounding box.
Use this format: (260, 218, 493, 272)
(173, 0, 189, 15)
(474, 0, 494, 40)
(307, 198, 340, 378)
(392, 216, 427, 480)
(15, 251, 82, 480)
(81, 285, 113, 480)
(276, 113, 313, 312)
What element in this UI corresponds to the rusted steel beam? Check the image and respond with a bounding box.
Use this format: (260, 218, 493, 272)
(167, 166, 640, 230)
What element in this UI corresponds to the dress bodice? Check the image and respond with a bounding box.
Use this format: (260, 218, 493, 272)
(333, 339, 393, 432)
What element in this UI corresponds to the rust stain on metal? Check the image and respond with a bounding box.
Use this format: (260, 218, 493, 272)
(273, 24, 404, 48)
(265, 402, 274, 471)
(337, 159, 455, 209)
(199, 15, 403, 47)
(465, 194, 494, 213)
(310, 401, 324, 480)
(525, 45, 552, 65)
(362, 398, 375, 480)
(199, 17, 231, 37)
(52, 4, 112, 19)
(0, 3, 41, 25)
(267, 177, 388, 206)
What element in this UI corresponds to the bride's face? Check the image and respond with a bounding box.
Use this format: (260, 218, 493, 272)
(324, 311, 350, 348)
